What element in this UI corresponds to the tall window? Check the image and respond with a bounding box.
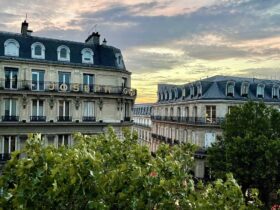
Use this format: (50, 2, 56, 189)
(241, 82, 249, 97)
(193, 106, 198, 122)
(31, 100, 45, 121)
(124, 103, 130, 121)
(83, 101, 95, 121)
(83, 74, 94, 92)
(206, 106, 216, 123)
(58, 135, 70, 147)
(257, 84, 265, 98)
(58, 101, 71, 121)
(32, 70, 45, 91)
(58, 72, 71, 91)
(2, 136, 16, 156)
(81, 48, 94, 64)
(122, 77, 127, 88)
(4, 39, 19, 57)
(3, 99, 17, 121)
(226, 82, 235, 96)
(5, 68, 18, 89)
(115, 53, 124, 68)
(197, 84, 202, 96)
(190, 85, 194, 97)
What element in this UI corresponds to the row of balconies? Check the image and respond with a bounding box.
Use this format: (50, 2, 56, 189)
(151, 116, 224, 126)
(1, 115, 131, 123)
(133, 122, 151, 128)
(0, 79, 137, 97)
(151, 133, 180, 145)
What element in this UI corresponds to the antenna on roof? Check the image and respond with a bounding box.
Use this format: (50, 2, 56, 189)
(25, 13, 28, 22)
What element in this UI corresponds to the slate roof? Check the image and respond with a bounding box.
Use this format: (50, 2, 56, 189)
(157, 75, 280, 103)
(133, 103, 153, 115)
(0, 31, 126, 71)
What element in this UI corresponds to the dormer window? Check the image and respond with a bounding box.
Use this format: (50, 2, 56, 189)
(31, 42, 45, 59)
(226, 82, 235, 97)
(241, 82, 249, 97)
(165, 91, 168, 100)
(257, 84, 265, 98)
(197, 84, 202, 97)
(272, 86, 279, 99)
(57, 45, 70, 62)
(190, 85, 194, 98)
(4, 39, 20, 57)
(115, 53, 124, 68)
(81, 48, 94, 64)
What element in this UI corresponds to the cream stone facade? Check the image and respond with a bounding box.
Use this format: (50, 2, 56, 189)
(0, 21, 136, 166)
(132, 104, 154, 152)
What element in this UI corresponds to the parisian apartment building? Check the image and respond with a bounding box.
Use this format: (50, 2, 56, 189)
(132, 104, 154, 151)
(0, 20, 136, 165)
(151, 75, 280, 178)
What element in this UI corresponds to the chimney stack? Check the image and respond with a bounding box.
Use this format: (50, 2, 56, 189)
(85, 32, 100, 45)
(21, 20, 33, 36)
(102, 38, 107, 45)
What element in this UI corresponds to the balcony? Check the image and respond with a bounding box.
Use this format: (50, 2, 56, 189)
(30, 116, 46, 122)
(151, 115, 224, 126)
(2, 115, 19, 122)
(57, 116, 72, 122)
(82, 116, 96, 122)
(0, 79, 137, 97)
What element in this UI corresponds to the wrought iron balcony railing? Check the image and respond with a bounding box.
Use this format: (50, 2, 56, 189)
(30, 116, 46, 122)
(82, 116, 96, 122)
(151, 115, 224, 126)
(0, 79, 137, 97)
(57, 116, 72, 122)
(2, 115, 19, 122)
(124, 117, 131, 122)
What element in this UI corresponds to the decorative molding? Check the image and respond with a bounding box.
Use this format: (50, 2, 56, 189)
(98, 98, 103, 111)
(49, 95, 55, 109)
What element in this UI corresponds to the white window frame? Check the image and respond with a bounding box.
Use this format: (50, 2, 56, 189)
(4, 39, 20, 57)
(4, 99, 17, 116)
(31, 100, 44, 117)
(272, 86, 279, 99)
(1, 136, 18, 155)
(226, 81, 235, 96)
(31, 42, 45, 59)
(257, 84, 265, 98)
(57, 45, 70, 62)
(241, 82, 249, 96)
(58, 100, 70, 117)
(81, 48, 94, 64)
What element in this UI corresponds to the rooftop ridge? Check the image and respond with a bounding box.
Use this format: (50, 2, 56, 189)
(0, 31, 120, 50)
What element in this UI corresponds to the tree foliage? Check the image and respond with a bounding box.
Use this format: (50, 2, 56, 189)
(0, 128, 260, 209)
(208, 101, 280, 207)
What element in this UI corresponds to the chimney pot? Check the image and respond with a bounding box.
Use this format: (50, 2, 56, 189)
(21, 20, 32, 36)
(85, 32, 100, 45)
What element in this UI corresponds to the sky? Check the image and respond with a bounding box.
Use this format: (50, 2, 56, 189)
(0, 0, 280, 103)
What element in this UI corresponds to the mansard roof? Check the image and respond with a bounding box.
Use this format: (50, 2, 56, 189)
(133, 103, 153, 115)
(157, 75, 280, 103)
(0, 31, 126, 70)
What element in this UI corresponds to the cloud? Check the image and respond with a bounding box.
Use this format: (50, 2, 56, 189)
(1, 0, 280, 102)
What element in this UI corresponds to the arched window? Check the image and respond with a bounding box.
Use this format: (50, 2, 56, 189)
(4, 39, 20, 57)
(31, 42, 45, 59)
(81, 48, 94, 64)
(241, 82, 249, 97)
(226, 82, 235, 96)
(57, 45, 70, 61)
(272, 85, 279, 99)
(257, 84, 265, 98)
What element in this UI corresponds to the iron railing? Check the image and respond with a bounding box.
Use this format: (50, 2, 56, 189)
(30, 116, 46, 122)
(2, 116, 19, 122)
(82, 116, 96, 122)
(57, 116, 72, 122)
(151, 115, 224, 125)
(0, 79, 137, 96)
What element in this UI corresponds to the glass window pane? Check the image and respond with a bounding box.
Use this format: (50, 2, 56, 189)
(65, 101, 69, 116)
(35, 45, 42, 55)
(32, 100, 37, 116)
(11, 100, 16, 116)
(59, 101, 64, 116)
(39, 101, 44, 116)
(60, 48, 67, 58)
(4, 137, 9, 153)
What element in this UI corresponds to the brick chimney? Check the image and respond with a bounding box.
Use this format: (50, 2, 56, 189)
(21, 20, 33, 36)
(85, 32, 100, 45)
